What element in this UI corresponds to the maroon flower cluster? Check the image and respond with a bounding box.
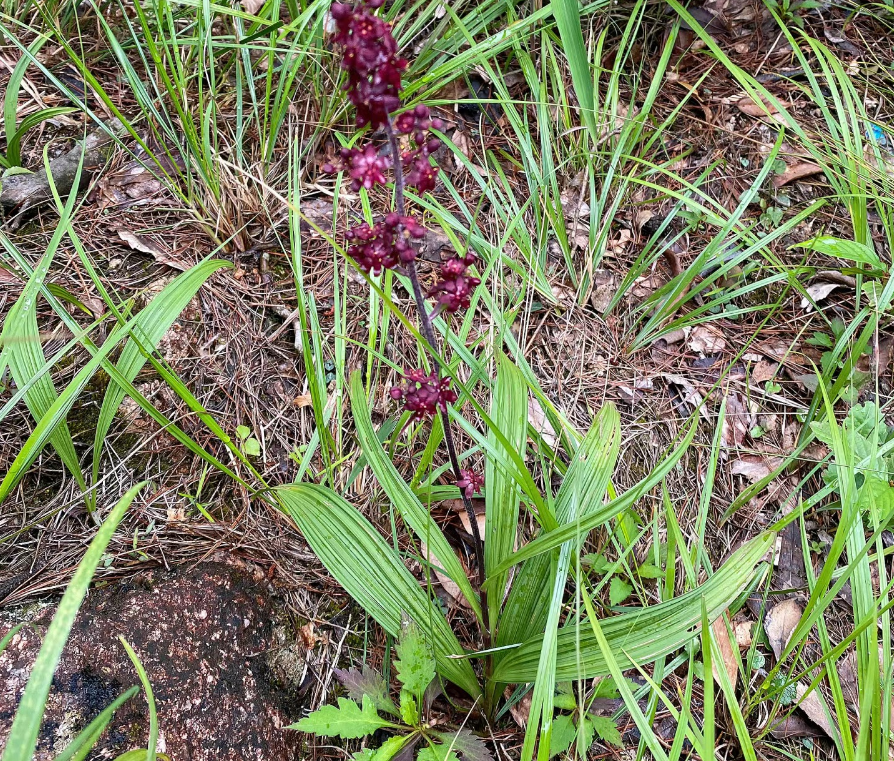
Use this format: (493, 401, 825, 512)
(328, 1, 482, 430)
(456, 469, 484, 499)
(428, 252, 481, 313)
(330, 0, 405, 129)
(322, 146, 391, 192)
(346, 213, 425, 275)
(389, 369, 457, 421)
(397, 104, 442, 193)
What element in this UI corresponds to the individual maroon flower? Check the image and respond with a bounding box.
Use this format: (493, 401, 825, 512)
(325, 145, 391, 191)
(394, 104, 443, 143)
(330, 1, 407, 129)
(342, 145, 391, 191)
(402, 135, 441, 193)
(390, 369, 457, 420)
(346, 213, 425, 275)
(428, 251, 480, 313)
(456, 469, 484, 499)
(404, 153, 439, 193)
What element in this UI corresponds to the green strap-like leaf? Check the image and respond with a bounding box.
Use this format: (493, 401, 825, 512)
(1, 174, 86, 494)
(484, 353, 528, 626)
(491, 532, 773, 683)
(515, 405, 621, 761)
(276, 483, 480, 697)
(485, 416, 698, 583)
(1, 481, 146, 761)
(495, 404, 620, 655)
(92, 259, 229, 484)
(348, 371, 481, 621)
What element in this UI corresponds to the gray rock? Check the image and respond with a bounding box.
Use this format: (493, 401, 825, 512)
(0, 562, 302, 759)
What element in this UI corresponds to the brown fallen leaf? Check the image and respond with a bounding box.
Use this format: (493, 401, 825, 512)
(722, 391, 753, 450)
(528, 396, 558, 448)
(838, 649, 859, 711)
(117, 229, 190, 271)
(776, 520, 806, 591)
(764, 598, 802, 660)
(773, 161, 823, 188)
(504, 686, 532, 729)
(662, 373, 704, 413)
(661, 327, 687, 345)
(688, 324, 726, 355)
(751, 359, 779, 384)
(801, 282, 843, 310)
(737, 95, 781, 117)
(731, 455, 778, 483)
(589, 269, 616, 313)
(711, 616, 739, 690)
(299, 621, 318, 649)
(550, 283, 576, 309)
(419, 540, 472, 610)
(768, 714, 824, 740)
(240, 0, 265, 13)
(734, 619, 754, 649)
(293, 393, 313, 408)
(796, 683, 838, 739)
(456, 500, 487, 540)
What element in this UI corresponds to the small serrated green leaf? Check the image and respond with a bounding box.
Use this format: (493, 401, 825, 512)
(806, 332, 834, 348)
(399, 691, 419, 726)
(587, 715, 622, 747)
(575, 715, 596, 756)
(635, 563, 663, 579)
(609, 577, 632, 606)
(394, 621, 435, 698)
(236, 425, 251, 440)
(372, 735, 410, 761)
(289, 696, 393, 739)
(548, 714, 576, 758)
(243, 438, 261, 457)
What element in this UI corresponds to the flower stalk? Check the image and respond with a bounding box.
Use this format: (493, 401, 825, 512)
(327, 0, 490, 649)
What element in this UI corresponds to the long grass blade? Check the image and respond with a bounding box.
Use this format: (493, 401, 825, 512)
(1, 481, 146, 761)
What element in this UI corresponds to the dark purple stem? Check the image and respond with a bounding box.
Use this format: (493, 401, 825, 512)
(386, 117, 490, 645)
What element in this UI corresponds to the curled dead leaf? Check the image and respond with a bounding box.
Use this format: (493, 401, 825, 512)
(773, 161, 823, 188)
(737, 95, 780, 117)
(764, 598, 802, 660)
(711, 617, 738, 690)
(299, 621, 318, 650)
(688, 324, 726, 355)
(731, 455, 777, 483)
(118, 229, 190, 271)
(800, 282, 843, 310)
(722, 391, 754, 450)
